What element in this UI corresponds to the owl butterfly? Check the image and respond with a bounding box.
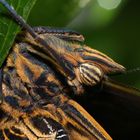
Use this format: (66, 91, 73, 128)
(0, 0, 140, 140)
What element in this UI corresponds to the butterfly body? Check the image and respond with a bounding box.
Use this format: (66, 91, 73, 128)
(0, 37, 112, 139)
(0, 1, 128, 139)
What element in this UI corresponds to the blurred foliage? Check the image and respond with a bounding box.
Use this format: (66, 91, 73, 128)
(28, 0, 81, 26)
(28, 0, 140, 89)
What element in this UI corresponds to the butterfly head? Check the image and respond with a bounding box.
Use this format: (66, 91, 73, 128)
(67, 46, 126, 94)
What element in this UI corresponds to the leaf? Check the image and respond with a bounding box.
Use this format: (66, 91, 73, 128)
(0, 0, 37, 67)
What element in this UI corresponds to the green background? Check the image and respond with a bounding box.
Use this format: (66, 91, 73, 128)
(28, 0, 140, 89)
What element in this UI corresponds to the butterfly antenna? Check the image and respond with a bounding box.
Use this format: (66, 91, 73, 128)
(0, 0, 37, 38)
(0, 0, 56, 60)
(125, 67, 140, 74)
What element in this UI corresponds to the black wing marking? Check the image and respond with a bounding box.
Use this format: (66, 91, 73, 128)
(0, 127, 28, 140)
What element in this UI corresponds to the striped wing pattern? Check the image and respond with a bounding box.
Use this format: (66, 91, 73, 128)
(0, 40, 112, 140)
(0, 1, 126, 138)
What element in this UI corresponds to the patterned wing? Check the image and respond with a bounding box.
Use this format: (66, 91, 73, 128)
(0, 127, 29, 140)
(0, 39, 112, 140)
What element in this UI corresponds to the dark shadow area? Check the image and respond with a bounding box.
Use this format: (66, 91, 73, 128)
(75, 82, 140, 140)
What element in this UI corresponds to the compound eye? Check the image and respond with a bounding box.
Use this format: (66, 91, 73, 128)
(79, 63, 103, 86)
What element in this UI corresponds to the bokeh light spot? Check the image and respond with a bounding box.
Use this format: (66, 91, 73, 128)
(97, 0, 122, 10)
